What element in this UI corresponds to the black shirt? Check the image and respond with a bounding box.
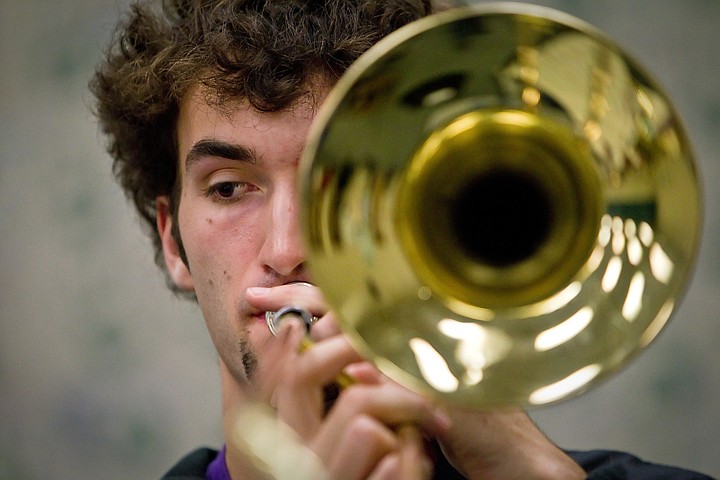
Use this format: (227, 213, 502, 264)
(160, 445, 715, 479)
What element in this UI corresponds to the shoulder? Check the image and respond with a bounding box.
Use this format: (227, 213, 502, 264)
(567, 450, 714, 479)
(160, 447, 219, 480)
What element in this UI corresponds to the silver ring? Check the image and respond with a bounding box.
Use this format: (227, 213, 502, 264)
(266, 306, 319, 336)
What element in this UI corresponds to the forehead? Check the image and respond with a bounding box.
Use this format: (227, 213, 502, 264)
(175, 86, 328, 169)
(177, 86, 318, 135)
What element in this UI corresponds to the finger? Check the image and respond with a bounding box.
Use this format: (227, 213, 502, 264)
(343, 361, 383, 385)
(272, 335, 365, 437)
(254, 319, 306, 402)
(396, 424, 433, 479)
(246, 283, 328, 316)
(308, 310, 341, 340)
(314, 384, 451, 456)
(246, 284, 341, 339)
(286, 334, 365, 389)
(323, 414, 398, 480)
(367, 425, 432, 480)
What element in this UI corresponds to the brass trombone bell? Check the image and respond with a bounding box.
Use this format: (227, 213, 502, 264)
(299, 3, 701, 408)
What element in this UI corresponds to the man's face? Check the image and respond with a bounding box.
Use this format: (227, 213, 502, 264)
(163, 87, 323, 393)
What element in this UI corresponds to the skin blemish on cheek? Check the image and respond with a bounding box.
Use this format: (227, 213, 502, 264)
(206, 218, 213, 224)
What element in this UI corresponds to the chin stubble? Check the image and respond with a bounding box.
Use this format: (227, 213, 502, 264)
(239, 338, 258, 380)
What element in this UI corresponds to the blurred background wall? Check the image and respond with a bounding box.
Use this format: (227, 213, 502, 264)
(1, 0, 718, 478)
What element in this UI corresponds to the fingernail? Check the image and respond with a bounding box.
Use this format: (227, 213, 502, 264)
(247, 287, 270, 296)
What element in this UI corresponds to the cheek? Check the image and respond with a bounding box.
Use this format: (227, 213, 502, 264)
(182, 210, 260, 287)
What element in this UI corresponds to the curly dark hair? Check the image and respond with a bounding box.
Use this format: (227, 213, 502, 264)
(90, 0, 454, 293)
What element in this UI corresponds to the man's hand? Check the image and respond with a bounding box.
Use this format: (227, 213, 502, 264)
(242, 284, 446, 479)
(437, 406, 586, 480)
(244, 284, 586, 480)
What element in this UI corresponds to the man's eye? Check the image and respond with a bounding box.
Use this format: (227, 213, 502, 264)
(215, 182, 239, 197)
(206, 181, 250, 202)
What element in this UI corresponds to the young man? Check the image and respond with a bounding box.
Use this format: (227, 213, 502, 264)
(91, 1, 711, 478)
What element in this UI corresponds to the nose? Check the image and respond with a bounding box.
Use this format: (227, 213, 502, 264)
(258, 181, 306, 277)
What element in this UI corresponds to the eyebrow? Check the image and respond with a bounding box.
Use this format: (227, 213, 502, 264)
(185, 139, 258, 171)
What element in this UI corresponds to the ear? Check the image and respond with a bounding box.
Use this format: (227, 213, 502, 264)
(156, 196, 194, 291)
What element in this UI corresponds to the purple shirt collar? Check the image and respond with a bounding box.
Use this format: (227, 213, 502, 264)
(206, 445, 231, 480)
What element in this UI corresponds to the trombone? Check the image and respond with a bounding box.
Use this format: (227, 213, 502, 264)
(292, 2, 701, 409)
